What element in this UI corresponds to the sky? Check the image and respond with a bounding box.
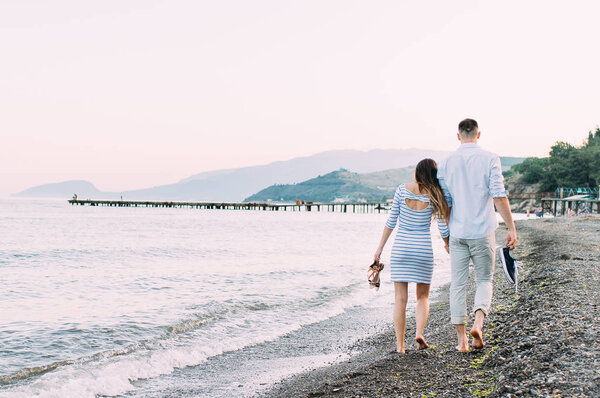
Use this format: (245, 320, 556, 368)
(2, 0, 599, 196)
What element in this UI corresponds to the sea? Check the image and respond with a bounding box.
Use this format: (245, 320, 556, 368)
(0, 198, 527, 397)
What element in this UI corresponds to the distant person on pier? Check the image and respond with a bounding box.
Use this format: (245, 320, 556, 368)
(374, 158, 450, 354)
(437, 118, 517, 352)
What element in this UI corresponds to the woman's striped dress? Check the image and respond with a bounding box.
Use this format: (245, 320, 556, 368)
(385, 184, 449, 284)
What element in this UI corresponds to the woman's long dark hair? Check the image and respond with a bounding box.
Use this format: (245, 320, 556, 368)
(415, 158, 450, 223)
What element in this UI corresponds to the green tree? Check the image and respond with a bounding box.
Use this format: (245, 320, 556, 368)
(511, 127, 600, 191)
(584, 127, 600, 148)
(549, 141, 575, 158)
(513, 157, 549, 184)
(587, 146, 600, 186)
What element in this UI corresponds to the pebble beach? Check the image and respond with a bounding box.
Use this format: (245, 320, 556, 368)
(262, 216, 600, 397)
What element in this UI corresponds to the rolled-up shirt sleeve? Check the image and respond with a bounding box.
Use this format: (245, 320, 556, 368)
(489, 156, 509, 198)
(385, 188, 402, 230)
(436, 165, 453, 207)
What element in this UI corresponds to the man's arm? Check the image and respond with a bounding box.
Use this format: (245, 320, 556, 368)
(488, 156, 516, 249)
(437, 164, 453, 253)
(494, 197, 517, 249)
(437, 164, 453, 208)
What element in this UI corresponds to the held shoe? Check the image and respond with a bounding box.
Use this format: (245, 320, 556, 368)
(368, 261, 384, 291)
(498, 247, 522, 292)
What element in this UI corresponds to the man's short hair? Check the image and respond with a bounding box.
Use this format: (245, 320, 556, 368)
(458, 118, 478, 138)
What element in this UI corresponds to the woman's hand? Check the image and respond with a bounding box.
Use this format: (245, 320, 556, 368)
(374, 226, 393, 263)
(444, 242, 450, 254)
(374, 248, 382, 263)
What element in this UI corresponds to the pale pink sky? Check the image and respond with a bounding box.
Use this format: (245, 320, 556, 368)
(2, 0, 599, 196)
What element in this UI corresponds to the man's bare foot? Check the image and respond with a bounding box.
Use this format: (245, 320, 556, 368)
(416, 336, 429, 350)
(470, 327, 485, 350)
(456, 333, 470, 352)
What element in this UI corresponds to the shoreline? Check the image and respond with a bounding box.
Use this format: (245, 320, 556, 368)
(261, 216, 600, 397)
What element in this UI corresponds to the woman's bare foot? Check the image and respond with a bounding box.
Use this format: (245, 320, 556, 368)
(470, 327, 485, 350)
(397, 342, 406, 354)
(415, 336, 429, 350)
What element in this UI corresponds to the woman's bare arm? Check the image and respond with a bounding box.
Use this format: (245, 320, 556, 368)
(374, 226, 393, 262)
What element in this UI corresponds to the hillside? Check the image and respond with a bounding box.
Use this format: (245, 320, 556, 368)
(359, 167, 416, 192)
(14, 180, 101, 199)
(244, 170, 388, 203)
(15, 148, 450, 201)
(245, 156, 525, 203)
(244, 167, 416, 203)
(14, 151, 525, 201)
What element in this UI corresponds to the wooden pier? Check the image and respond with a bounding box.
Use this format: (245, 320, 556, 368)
(67, 199, 390, 213)
(541, 198, 600, 217)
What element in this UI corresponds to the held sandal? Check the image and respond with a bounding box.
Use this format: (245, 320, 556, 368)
(368, 260, 385, 291)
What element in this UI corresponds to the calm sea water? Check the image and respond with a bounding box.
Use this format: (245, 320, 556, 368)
(0, 198, 458, 397)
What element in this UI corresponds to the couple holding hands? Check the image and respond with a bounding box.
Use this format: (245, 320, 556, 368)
(374, 118, 517, 353)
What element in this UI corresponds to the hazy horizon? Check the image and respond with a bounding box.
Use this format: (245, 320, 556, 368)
(9, 147, 529, 196)
(2, 1, 599, 196)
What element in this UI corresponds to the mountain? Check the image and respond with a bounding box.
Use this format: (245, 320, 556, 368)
(359, 167, 417, 192)
(245, 169, 399, 203)
(99, 148, 451, 201)
(245, 166, 417, 203)
(13, 150, 525, 201)
(179, 149, 449, 184)
(245, 156, 526, 203)
(14, 180, 101, 199)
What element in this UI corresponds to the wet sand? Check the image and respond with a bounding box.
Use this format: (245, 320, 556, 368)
(261, 216, 600, 397)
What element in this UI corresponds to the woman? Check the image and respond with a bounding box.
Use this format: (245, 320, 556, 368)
(374, 158, 450, 353)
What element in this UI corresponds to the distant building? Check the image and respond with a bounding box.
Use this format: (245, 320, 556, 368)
(333, 195, 356, 203)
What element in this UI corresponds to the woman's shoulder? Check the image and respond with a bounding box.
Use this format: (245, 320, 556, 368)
(395, 183, 407, 195)
(403, 182, 428, 197)
(404, 182, 418, 192)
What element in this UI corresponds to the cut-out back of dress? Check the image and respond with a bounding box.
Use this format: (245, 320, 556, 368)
(404, 198, 429, 211)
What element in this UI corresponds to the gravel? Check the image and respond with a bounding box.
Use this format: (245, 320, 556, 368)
(261, 216, 600, 397)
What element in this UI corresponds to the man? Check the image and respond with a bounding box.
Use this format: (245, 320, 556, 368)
(437, 118, 517, 352)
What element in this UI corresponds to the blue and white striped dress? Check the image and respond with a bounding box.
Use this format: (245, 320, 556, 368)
(385, 184, 449, 284)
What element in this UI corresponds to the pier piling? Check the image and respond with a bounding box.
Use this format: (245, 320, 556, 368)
(67, 199, 390, 214)
(541, 198, 600, 217)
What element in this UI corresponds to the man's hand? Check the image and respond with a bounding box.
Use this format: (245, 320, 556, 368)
(494, 196, 517, 250)
(506, 229, 517, 250)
